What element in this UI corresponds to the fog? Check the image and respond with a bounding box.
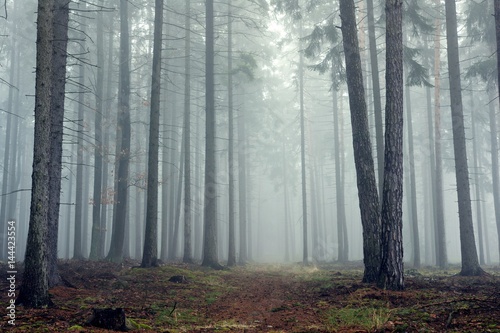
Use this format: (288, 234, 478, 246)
(0, 0, 499, 270)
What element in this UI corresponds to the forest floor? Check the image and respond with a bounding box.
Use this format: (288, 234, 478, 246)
(1, 260, 500, 332)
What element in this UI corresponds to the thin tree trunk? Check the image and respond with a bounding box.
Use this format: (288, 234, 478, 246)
(366, 0, 384, 196)
(433, 4, 447, 268)
(107, 0, 131, 263)
(339, 0, 381, 283)
(404, 84, 420, 268)
(202, 0, 221, 269)
(226, 0, 236, 267)
(492, 0, 500, 262)
(89, 0, 105, 260)
(183, 0, 193, 264)
(238, 90, 248, 265)
(444, 0, 483, 276)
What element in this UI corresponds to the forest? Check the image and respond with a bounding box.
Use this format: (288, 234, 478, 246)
(0, 0, 499, 331)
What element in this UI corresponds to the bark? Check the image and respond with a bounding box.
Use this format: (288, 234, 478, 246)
(16, 0, 54, 308)
(378, 0, 404, 291)
(444, 0, 483, 276)
(202, 0, 221, 269)
(107, 0, 131, 263)
(238, 91, 248, 265)
(404, 84, 420, 268)
(366, 0, 384, 196)
(339, 0, 381, 283)
(142, 0, 164, 268)
(333, 87, 348, 262)
(493, 0, 500, 266)
(227, 0, 236, 267)
(299, 19, 309, 265)
(183, 0, 193, 264)
(433, 4, 447, 268)
(89, 0, 105, 261)
(470, 92, 485, 265)
(47, 0, 69, 287)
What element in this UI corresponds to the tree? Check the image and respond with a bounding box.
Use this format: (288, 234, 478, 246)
(89, 0, 106, 261)
(493, 0, 500, 263)
(366, 0, 384, 196)
(378, 0, 404, 290)
(339, 0, 381, 283)
(183, 0, 193, 264)
(141, 0, 164, 268)
(202, 0, 222, 269)
(107, 0, 131, 263)
(16, 0, 55, 308)
(444, 0, 483, 276)
(432, 0, 447, 268)
(47, 0, 69, 286)
(227, 0, 236, 267)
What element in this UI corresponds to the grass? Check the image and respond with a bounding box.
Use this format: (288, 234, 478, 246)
(327, 305, 392, 331)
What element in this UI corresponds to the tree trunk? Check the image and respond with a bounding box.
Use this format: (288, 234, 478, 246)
(142, 0, 164, 268)
(227, 0, 236, 267)
(444, 0, 483, 276)
(378, 0, 404, 290)
(16, 0, 55, 308)
(404, 84, 420, 268)
(183, 0, 193, 264)
(339, 0, 381, 283)
(333, 87, 348, 262)
(493, 0, 500, 265)
(238, 90, 248, 265)
(201, 0, 221, 269)
(107, 0, 131, 263)
(47, 0, 69, 287)
(89, 0, 105, 261)
(366, 0, 384, 196)
(299, 19, 309, 265)
(470, 91, 485, 265)
(433, 4, 447, 268)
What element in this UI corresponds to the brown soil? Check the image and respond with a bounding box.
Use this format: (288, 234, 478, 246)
(1, 260, 499, 332)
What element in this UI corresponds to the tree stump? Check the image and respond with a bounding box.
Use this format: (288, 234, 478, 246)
(87, 308, 128, 331)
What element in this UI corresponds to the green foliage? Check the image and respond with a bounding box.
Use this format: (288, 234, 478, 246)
(466, 0, 495, 45)
(404, 45, 433, 87)
(271, 0, 302, 20)
(232, 53, 258, 81)
(404, 0, 433, 37)
(465, 58, 496, 83)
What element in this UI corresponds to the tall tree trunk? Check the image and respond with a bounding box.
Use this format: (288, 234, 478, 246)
(492, 0, 500, 264)
(433, 4, 447, 268)
(183, 0, 193, 264)
(339, 0, 381, 283)
(17, 0, 55, 308)
(470, 91, 485, 265)
(378, 0, 404, 290)
(333, 87, 348, 262)
(238, 90, 248, 265)
(142, 0, 164, 268)
(444, 0, 483, 276)
(404, 84, 420, 268)
(226, 0, 236, 267)
(89, 0, 105, 260)
(202, 0, 221, 269)
(366, 0, 384, 196)
(73, 23, 86, 260)
(47, 0, 69, 287)
(107, 0, 131, 263)
(299, 19, 309, 265)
